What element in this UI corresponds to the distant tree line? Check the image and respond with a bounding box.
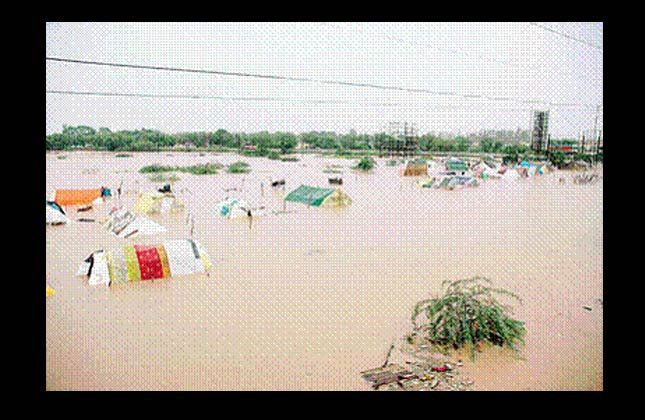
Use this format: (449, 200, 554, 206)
(46, 125, 535, 155)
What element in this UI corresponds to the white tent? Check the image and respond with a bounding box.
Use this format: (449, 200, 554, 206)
(216, 198, 267, 219)
(46, 202, 69, 225)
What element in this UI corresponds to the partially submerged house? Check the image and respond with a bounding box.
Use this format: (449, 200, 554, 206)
(417, 175, 479, 190)
(445, 160, 469, 175)
(284, 185, 352, 207)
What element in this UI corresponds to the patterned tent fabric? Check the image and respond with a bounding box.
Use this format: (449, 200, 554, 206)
(103, 208, 167, 238)
(80, 240, 211, 286)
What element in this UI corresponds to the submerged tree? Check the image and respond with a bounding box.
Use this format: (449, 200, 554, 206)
(411, 277, 526, 360)
(354, 156, 376, 171)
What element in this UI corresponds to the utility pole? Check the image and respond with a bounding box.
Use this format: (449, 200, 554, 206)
(593, 105, 601, 158)
(593, 105, 601, 141)
(595, 129, 602, 165)
(581, 135, 586, 155)
(545, 134, 551, 157)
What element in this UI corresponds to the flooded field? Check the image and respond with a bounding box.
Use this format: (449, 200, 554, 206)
(46, 151, 603, 390)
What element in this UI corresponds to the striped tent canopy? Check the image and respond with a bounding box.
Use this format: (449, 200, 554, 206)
(78, 240, 211, 286)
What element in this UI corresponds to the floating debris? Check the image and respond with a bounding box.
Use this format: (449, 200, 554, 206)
(361, 364, 416, 388)
(363, 357, 472, 391)
(573, 173, 601, 185)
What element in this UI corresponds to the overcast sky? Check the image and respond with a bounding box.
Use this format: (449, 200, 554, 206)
(46, 22, 603, 138)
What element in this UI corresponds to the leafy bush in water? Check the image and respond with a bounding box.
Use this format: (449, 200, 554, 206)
(266, 150, 281, 160)
(227, 161, 251, 174)
(140, 164, 176, 173)
(354, 156, 376, 171)
(547, 151, 566, 168)
(139, 163, 222, 175)
(149, 173, 181, 183)
(184, 163, 221, 175)
(411, 277, 526, 359)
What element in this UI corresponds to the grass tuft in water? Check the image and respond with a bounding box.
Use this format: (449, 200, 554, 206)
(411, 277, 526, 360)
(227, 161, 251, 174)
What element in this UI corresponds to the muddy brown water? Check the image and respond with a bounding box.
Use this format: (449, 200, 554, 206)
(46, 151, 602, 390)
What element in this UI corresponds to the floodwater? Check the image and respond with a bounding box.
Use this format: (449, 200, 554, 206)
(46, 151, 603, 390)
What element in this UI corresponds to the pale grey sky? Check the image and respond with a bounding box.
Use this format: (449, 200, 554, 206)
(46, 22, 603, 137)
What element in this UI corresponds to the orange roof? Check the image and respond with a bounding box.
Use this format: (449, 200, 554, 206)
(54, 189, 102, 206)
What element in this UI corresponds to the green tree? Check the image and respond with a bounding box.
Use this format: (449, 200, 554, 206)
(455, 136, 472, 152)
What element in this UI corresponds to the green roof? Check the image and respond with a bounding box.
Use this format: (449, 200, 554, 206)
(284, 185, 336, 206)
(447, 161, 468, 171)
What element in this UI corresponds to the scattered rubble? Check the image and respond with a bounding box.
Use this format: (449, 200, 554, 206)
(362, 360, 475, 391)
(573, 173, 601, 185)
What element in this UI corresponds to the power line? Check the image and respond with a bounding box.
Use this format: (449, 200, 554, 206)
(321, 22, 603, 82)
(46, 89, 597, 112)
(529, 22, 603, 51)
(320, 22, 510, 66)
(46, 90, 400, 106)
(46, 56, 597, 109)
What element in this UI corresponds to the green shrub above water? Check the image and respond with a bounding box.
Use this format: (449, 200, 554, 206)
(227, 161, 251, 174)
(411, 277, 526, 360)
(148, 173, 181, 183)
(139, 163, 223, 175)
(353, 156, 376, 171)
